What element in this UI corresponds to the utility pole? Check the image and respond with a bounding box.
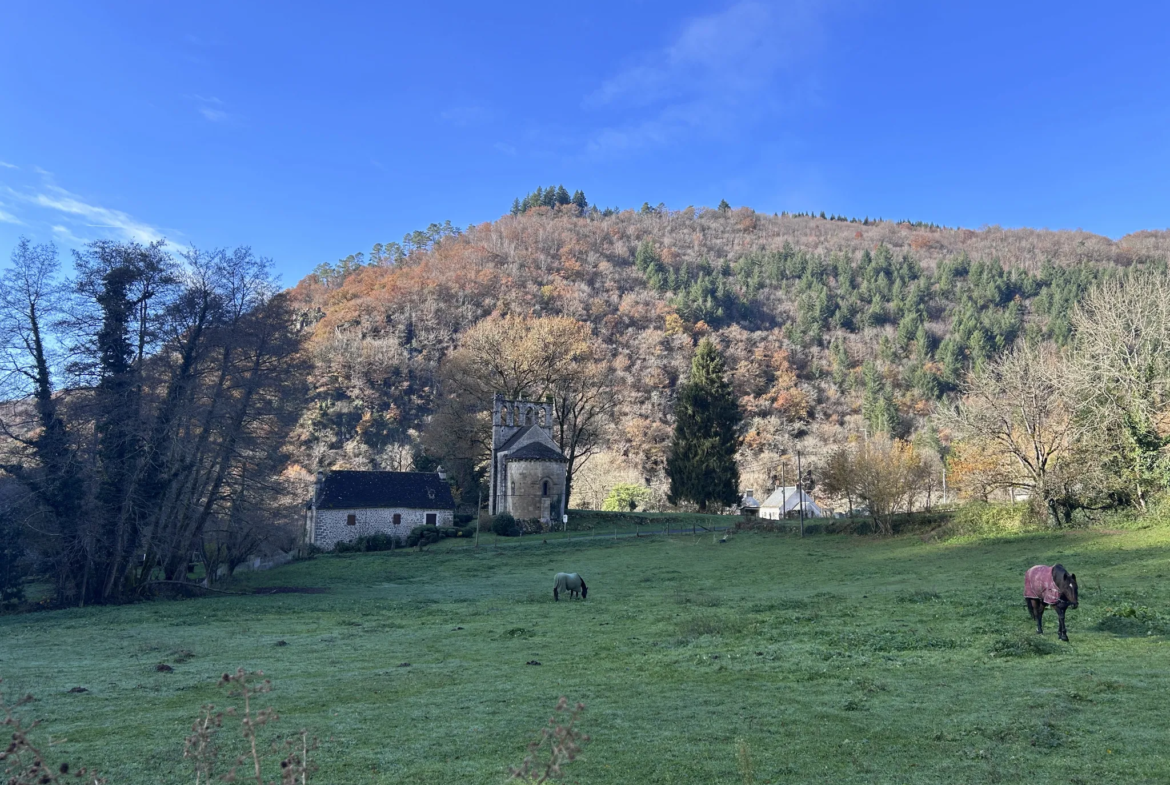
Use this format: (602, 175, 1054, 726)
(475, 488, 482, 548)
(797, 450, 804, 538)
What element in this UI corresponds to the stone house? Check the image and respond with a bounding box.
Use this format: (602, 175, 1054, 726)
(488, 394, 568, 526)
(306, 469, 455, 550)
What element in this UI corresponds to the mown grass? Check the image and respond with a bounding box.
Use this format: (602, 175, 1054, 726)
(2, 522, 1170, 783)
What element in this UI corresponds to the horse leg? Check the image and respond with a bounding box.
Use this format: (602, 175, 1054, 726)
(1057, 605, 1068, 641)
(1033, 601, 1044, 634)
(554, 587, 559, 602)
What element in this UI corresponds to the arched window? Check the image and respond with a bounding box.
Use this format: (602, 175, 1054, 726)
(510, 481, 516, 497)
(525, 407, 535, 425)
(542, 480, 550, 497)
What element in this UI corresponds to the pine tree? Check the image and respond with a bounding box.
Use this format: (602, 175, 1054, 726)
(667, 339, 742, 511)
(717, 199, 731, 213)
(511, 197, 522, 216)
(555, 185, 570, 205)
(571, 190, 587, 212)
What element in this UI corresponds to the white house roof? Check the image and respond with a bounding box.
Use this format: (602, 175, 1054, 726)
(759, 487, 825, 517)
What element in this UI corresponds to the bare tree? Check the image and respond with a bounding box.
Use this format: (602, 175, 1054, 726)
(1067, 270, 1170, 509)
(428, 315, 614, 507)
(942, 343, 1090, 524)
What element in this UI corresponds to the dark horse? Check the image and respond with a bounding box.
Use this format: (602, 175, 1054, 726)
(1025, 564, 1079, 641)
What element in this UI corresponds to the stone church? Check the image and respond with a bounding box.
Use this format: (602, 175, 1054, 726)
(488, 394, 568, 526)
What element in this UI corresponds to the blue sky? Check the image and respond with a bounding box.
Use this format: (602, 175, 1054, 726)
(2, 1, 1168, 284)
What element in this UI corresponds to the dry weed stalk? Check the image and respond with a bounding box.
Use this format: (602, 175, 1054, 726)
(0, 679, 105, 784)
(508, 697, 589, 783)
(183, 669, 316, 785)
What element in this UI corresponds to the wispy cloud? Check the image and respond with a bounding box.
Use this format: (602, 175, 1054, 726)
(190, 94, 231, 123)
(494, 142, 517, 157)
(584, 1, 829, 154)
(0, 206, 23, 225)
(0, 161, 16, 170)
(6, 183, 185, 250)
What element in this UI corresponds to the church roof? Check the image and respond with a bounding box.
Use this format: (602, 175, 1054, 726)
(499, 425, 539, 451)
(506, 442, 569, 463)
(316, 470, 455, 510)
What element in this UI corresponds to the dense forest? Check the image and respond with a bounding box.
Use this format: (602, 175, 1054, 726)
(288, 199, 1170, 511)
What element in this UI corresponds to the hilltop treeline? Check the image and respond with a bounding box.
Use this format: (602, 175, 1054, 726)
(288, 204, 1169, 507)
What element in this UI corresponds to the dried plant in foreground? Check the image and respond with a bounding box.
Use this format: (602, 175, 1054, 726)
(509, 697, 589, 783)
(0, 679, 105, 784)
(183, 668, 317, 785)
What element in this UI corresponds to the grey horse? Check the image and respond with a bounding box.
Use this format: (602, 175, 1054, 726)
(553, 572, 588, 601)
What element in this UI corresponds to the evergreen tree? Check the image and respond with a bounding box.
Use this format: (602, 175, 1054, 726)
(571, 190, 587, 212)
(667, 340, 742, 511)
(717, 199, 731, 213)
(510, 197, 522, 216)
(555, 185, 571, 205)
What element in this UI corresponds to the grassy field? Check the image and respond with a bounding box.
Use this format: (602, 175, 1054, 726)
(2, 521, 1170, 783)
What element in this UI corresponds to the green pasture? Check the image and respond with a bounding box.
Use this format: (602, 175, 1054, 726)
(2, 521, 1170, 783)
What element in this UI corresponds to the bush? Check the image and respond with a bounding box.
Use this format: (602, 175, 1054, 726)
(406, 527, 443, 548)
(492, 513, 521, 537)
(454, 512, 475, 527)
(333, 533, 401, 553)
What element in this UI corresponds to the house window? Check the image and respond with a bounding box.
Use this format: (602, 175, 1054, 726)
(346, 513, 356, 526)
(426, 513, 437, 526)
(542, 480, 549, 497)
(393, 513, 401, 526)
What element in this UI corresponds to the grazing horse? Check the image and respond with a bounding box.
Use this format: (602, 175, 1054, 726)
(1025, 564, 1079, 641)
(553, 572, 588, 601)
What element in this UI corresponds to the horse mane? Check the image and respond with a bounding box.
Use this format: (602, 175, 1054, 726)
(1051, 564, 1068, 588)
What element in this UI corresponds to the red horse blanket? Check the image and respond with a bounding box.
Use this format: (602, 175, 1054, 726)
(1024, 565, 1060, 605)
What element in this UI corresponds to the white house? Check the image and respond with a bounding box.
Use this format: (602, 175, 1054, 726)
(740, 490, 763, 516)
(758, 486, 827, 520)
(306, 470, 455, 550)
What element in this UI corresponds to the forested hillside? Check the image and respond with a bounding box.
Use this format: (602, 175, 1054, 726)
(288, 202, 1170, 509)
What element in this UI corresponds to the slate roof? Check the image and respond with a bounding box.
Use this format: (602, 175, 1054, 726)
(499, 425, 537, 451)
(316, 470, 455, 510)
(506, 442, 568, 462)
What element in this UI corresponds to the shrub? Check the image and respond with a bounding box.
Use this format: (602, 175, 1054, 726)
(602, 483, 652, 512)
(406, 527, 443, 548)
(333, 533, 400, 553)
(454, 512, 475, 527)
(492, 513, 521, 537)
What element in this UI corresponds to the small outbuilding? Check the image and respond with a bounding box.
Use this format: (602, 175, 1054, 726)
(306, 470, 455, 550)
(758, 486, 827, 520)
(740, 490, 762, 517)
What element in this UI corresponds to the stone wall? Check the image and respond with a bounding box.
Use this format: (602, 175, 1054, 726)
(312, 507, 453, 550)
(504, 460, 566, 523)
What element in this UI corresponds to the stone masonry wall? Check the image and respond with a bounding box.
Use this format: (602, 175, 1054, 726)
(505, 460, 566, 523)
(313, 507, 453, 551)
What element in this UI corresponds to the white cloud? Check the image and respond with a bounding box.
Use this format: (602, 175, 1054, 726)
(0, 161, 16, 169)
(0, 207, 23, 225)
(584, 1, 829, 154)
(494, 142, 518, 157)
(51, 224, 84, 243)
(199, 106, 229, 122)
(7, 184, 185, 250)
(189, 95, 231, 123)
